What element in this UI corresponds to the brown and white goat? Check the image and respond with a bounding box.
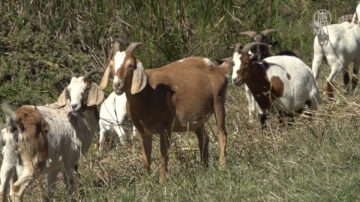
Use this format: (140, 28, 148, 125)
(99, 42, 228, 184)
(1, 72, 104, 202)
(232, 42, 321, 127)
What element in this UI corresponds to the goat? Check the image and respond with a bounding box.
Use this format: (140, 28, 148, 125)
(238, 29, 298, 123)
(0, 115, 23, 201)
(232, 42, 321, 127)
(99, 42, 228, 184)
(98, 92, 136, 154)
(312, 21, 360, 99)
(0, 72, 104, 202)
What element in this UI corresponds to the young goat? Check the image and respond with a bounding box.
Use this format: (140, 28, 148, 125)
(99, 42, 228, 184)
(98, 92, 136, 154)
(232, 42, 321, 127)
(312, 21, 360, 99)
(1, 72, 104, 202)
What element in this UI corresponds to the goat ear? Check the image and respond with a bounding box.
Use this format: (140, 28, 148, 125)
(57, 88, 68, 107)
(131, 60, 147, 94)
(87, 83, 104, 106)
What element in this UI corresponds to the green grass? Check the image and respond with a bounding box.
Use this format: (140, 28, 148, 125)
(0, 0, 360, 201)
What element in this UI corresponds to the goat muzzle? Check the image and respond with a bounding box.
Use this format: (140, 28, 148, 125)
(113, 82, 125, 95)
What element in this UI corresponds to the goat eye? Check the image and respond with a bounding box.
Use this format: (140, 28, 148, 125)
(10, 126, 17, 133)
(127, 64, 135, 70)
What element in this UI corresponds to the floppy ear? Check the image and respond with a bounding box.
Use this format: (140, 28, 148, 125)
(57, 88, 68, 107)
(131, 60, 147, 94)
(87, 83, 105, 106)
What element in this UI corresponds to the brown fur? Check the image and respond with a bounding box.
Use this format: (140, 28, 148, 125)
(15, 106, 48, 173)
(236, 52, 286, 126)
(270, 76, 284, 97)
(326, 81, 334, 98)
(237, 54, 272, 110)
(104, 48, 228, 184)
(287, 73, 291, 80)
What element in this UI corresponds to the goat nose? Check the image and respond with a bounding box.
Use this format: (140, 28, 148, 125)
(114, 82, 120, 88)
(71, 104, 78, 110)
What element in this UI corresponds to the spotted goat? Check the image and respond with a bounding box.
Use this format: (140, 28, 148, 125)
(232, 42, 321, 127)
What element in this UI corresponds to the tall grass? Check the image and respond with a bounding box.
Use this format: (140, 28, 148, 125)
(0, 0, 359, 201)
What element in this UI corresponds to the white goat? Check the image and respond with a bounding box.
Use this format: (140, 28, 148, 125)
(312, 21, 360, 99)
(98, 92, 136, 153)
(232, 42, 321, 127)
(0, 72, 104, 202)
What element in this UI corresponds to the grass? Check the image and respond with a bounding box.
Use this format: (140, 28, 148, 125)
(0, 0, 360, 201)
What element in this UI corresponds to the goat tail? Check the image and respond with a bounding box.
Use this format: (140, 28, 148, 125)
(1, 102, 17, 123)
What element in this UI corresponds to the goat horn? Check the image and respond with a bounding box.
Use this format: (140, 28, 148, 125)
(234, 43, 242, 53)
(99, 65, 110, 90)
(241, 42, 271, 53)
(239, 31, 258, 38)
(126, 42, 143, 55)
(83, 70, 98, 82)
(260, 29, 280, 36)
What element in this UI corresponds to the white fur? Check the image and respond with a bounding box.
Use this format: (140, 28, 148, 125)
(113, 51, 126, 88)
(350, 3, 360, 25)
(203, 58, 213, 66)
(312, 21, 360, 93)
(264, 55, 322, 113)
(68, 77, 86, 111)
(98, 92, 136, 154)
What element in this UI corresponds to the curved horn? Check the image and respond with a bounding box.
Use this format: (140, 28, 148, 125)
(239, 31, 258, 38)
(241, 42, 271, 53)
(126, 42, 143, 55)
(83, 70, 97, 82)
(260, 29, 280, 36)
(99, 65, 110, 90)
(234, 43, 242, 53)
